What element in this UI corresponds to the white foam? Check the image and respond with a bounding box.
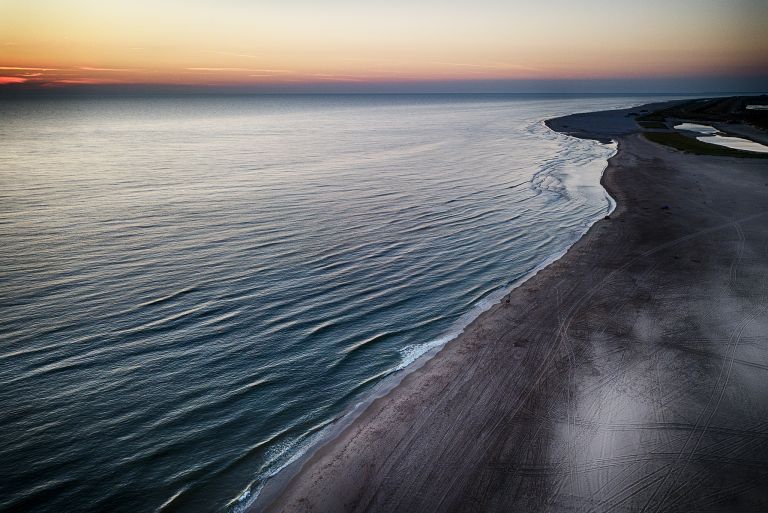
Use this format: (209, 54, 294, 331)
(227, 425, 334, 513)
(395, 335, 454, 372)
(389, 130, 618, 382)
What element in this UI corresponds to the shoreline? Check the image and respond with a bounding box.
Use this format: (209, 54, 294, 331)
(243, 113, 621, 513)
(257, 98, 768, 512)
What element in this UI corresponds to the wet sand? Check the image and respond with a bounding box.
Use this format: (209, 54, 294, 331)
(260, 103, 768, 512)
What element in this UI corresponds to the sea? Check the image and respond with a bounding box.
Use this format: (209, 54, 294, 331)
(0, 94, 688, 512)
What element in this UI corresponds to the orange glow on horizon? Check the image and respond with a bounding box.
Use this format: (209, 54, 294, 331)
(1, 0, 766, 90)
(0, 76, 27, 85)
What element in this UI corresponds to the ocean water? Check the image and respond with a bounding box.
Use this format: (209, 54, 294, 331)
(0, 94, 679, 513)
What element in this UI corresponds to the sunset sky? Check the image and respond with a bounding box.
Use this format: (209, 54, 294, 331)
(1, 0, 767, 92)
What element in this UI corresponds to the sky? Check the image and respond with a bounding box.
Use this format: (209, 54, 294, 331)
(1, 0, 767, 93)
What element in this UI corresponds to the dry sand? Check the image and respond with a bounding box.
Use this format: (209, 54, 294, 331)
(259, 103, 768, 512)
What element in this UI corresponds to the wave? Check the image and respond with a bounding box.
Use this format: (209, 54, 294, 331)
(232, 123, 619, 513)
(2, 95, 660, 513)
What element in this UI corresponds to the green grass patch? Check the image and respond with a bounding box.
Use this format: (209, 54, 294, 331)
(643, 132, 768, 158)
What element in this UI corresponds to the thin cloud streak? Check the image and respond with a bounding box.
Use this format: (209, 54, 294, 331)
(439, 62, 542, 72)
(186, 67, 290, 73)
(0, 66, 59, 71)
(0, 76, 27, 84)
(45, 78, 125, 86)
(211, 51, 263, 60)
(79, 66, 139, 72)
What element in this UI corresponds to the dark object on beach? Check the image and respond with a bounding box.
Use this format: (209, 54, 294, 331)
(604, 215, 611, 220)
(661, 205, 670, 209)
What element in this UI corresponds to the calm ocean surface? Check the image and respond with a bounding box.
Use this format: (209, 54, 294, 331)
(0, 94, 681, 512)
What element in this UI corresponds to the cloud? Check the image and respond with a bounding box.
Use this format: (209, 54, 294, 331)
(212, 51, 262, 59)
(439, 62, 541, 72)
(0, 77, 27, 85)
(186, 67, 289, 73)
(0, 66, 57, 71)
(78, 66, 137, 72)
(309, 74, 364, 82)
(46, 78, 124, 86)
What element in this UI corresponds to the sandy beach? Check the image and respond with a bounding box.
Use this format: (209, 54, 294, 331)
(259, 100, 768, 512)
